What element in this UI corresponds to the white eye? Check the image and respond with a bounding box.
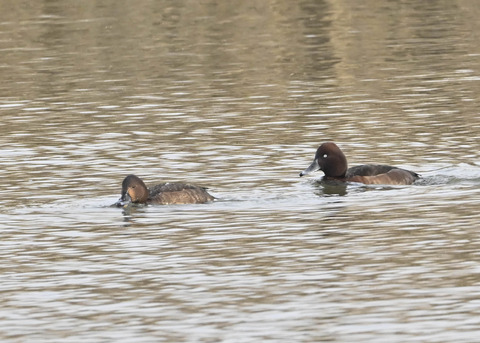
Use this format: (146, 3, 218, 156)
(322, 154, 328, 159)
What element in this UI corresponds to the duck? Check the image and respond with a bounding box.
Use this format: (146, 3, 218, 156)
(299, 142, 419, 185)
(115, 174, 215, 206)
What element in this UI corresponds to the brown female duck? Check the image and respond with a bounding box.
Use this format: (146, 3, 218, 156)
(115, 174, 214, 206)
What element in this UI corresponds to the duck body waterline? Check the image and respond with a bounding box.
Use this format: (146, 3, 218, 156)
(300, 142, 419, 185)
(115, 174, 215, 206)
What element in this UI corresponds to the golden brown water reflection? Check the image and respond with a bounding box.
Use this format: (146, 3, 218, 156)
(1, 0, 480, 342)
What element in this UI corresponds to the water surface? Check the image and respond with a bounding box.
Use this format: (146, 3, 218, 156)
(1, 1, 480, 342)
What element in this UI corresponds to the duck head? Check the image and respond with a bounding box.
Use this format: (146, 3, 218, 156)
(300, 142, 348, 178)
(115, 174, 149, 206)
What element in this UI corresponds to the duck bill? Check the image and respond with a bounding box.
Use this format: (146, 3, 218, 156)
(300, 159, 320, 177)
(114, 192, 131, 207)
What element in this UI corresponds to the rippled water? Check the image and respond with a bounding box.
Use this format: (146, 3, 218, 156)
(1, 1, 480, 342)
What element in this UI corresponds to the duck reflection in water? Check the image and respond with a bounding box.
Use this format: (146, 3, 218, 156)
(312, 179, 348, 196)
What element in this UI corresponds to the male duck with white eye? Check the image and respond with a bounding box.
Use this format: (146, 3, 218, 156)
(300, 142, 419, 185)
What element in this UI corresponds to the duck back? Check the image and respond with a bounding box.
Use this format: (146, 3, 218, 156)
(149, 182, 215, 204)
(346, 165, 419, 185)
